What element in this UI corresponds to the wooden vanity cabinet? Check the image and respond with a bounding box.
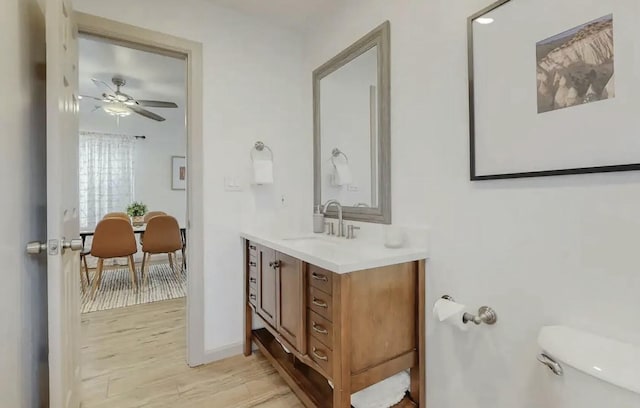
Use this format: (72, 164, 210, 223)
(244, 239, 426, 408)
(276, 252, 306, 353)
(251, 244, 306, 354)
(255, 244, 277, 328)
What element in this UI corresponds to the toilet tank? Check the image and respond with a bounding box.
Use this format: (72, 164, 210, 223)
(538, 326, 640, 408)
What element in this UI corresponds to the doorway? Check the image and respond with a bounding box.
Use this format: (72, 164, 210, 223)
(78, 34, 187, 313)
(75, 13, 205, 369)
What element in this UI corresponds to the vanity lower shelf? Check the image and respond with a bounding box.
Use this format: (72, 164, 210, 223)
(252, 328, 334, 407)
(243, 238, 426, 408)
(252, 328, 417, 408)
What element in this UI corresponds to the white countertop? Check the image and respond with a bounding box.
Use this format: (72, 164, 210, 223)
(240, 230, 429, 274)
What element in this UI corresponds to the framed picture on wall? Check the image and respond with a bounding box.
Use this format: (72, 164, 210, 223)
(172, 156, 186, 190)
(468, 0, 640, 180)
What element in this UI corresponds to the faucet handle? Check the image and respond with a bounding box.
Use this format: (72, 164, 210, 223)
(346, 225, 360, 239)
(325, 222, 335, 236)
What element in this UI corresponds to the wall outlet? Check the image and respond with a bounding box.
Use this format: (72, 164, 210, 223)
(224, 177, 242, 192)
(347, 185, 359, 192)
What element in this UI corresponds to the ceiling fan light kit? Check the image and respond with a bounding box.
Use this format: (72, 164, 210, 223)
(83, 76, 178, 122)
(102, 103, 132, 117)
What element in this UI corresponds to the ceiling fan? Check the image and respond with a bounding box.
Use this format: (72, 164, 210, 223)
(81, 76, 178, 122)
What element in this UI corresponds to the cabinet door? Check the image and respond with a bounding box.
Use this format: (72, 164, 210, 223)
(256, 245, 277, 327)
(276, 252, 306, 353)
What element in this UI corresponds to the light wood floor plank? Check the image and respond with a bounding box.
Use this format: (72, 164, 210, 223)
(81, 298, 303, 407)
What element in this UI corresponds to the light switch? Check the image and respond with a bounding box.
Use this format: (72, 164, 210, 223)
(224, 177, 242, 192)
(347, 185, 359, 192)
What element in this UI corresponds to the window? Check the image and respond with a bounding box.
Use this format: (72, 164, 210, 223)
(79, 131, 135, 229)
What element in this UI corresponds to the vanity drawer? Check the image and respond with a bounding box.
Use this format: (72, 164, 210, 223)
(248, 255, 258, 270)
(248, 255, 258, 288)
(248, 242, 258, 257)
(248, 267, 257, 288)
(308, 286, 333, 321)
(308, 310, 333, 350)
(308, 336, 333, 375)
(308, 264, 333, 295)
(248, 286, 257, 306)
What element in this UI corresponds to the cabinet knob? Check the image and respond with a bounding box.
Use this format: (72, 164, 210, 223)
(269, 260, 281, 269)
(249, 261, 256, 267)
(249, 277, 256, 283)
(249, 245, 256, 250)
(249, 294, 256, 300)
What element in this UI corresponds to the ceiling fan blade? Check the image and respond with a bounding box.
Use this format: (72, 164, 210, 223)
(80, 95, 104, 102)
(128, 105, 166, 122)
(136, 100, 178, 108)
(91, 78, 115, 94)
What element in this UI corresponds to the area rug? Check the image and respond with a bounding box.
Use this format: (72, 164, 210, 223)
(81, 262, 186, 314)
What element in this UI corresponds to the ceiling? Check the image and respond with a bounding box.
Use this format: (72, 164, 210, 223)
(206, 0, 340, 29)
(78, 35, 186, 127)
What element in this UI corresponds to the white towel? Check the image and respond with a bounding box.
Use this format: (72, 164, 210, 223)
(327, 371, 410, 408)
(351, 371, 410, 408)
(333, 162, 353, 186)
(253, 159, 273, 185)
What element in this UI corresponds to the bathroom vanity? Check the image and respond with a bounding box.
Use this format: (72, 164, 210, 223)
(242, 232, 428, 408)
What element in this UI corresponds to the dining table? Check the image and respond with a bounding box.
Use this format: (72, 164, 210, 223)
(80, 224, 187, 266)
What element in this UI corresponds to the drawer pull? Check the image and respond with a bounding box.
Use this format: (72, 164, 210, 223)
(249, 261, 256, 267)
(312, 347, 328, 361)
(249, 277, 256, 284)
(249, 294, 256, 300)
(311, 272, 328, 282)
(312, 322, 328, 335)
(312, 298, 328, 309)
(249, 245, 256, 250)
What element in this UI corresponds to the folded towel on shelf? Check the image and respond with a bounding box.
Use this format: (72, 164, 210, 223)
(329, 371, 410, 408)
(352, 371, 410, 408)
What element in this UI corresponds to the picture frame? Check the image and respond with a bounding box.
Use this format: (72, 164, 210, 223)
(171, 156, 186, 190)
(468, 0, 640, 180)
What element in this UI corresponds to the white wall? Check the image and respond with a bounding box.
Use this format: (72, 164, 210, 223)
(74, 0, 310, 356)
(305, 0, 640, 406)
(0, 0, 48, 406)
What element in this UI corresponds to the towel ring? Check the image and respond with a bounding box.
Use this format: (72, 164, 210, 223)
(250, 141, 273, 161)
(330, 148, 349, 166)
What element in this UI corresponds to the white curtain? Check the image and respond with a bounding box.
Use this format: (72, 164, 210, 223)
(79, 131, 135, 229)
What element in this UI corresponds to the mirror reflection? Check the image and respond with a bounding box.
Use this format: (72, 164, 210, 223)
(320, 46, 379, 208)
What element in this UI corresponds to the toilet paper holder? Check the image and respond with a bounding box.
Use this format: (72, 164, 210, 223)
(441, 295, 498, 326)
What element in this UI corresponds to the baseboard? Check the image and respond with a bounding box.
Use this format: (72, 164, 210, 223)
(199, 342, 245, 365)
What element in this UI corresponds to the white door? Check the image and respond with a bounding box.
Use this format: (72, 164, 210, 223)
(44, 0, 81, 406)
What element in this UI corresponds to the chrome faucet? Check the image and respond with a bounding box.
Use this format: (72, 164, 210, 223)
(322, 199, 344, 237)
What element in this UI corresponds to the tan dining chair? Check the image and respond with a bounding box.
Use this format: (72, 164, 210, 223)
(103, 212, 131, 221)
(141, 215, 183, 285)
(89, 218, 139, 299)
(140, 211, 167, 246)
(144, 211, 166, 223)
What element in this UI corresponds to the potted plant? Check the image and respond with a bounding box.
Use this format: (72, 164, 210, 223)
(126, 202, 148, 226)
